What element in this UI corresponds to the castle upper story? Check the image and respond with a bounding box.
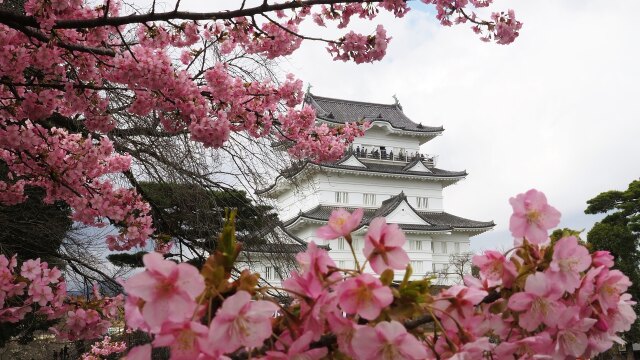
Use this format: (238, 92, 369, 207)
(257, 94, 469, 220)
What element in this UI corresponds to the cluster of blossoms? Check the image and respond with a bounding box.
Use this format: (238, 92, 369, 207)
(0, 256, 123, 341)
(51, 284, 123, 340)
(0, 256, 66, 323)
(80, 336, 127, 360)
(115, 190, 636, 359)
(1, 0, 519, 250)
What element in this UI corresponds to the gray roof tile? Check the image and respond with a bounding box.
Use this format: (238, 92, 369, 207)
(256, 158, 466, 195)
(305, 93, 443, 133)
(283, 193, 494, 231)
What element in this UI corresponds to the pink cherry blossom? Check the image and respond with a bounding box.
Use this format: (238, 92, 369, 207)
(122, 252, 205, 330)
(509, 189, 561, 244)
(153, 321, 209, 360)
(265, 331, 328, 360)
(283, 242, 339, 299)
(472, 250, 516, 287)
(316, 208, 364, 240)
(352, 320, 427, 360)
(594, 268, 631, 310)
(494, 334, 553, 359)
(592, 250, 614, 268)
(363, 217, 410, 274)
(337, 273, 393, 320)
(20, 259, 42, 281)
(554, 306, 597, 358)
(508, 272, 565, 331)
(549, 236, 592, 292)
(208, 291, 278, 353)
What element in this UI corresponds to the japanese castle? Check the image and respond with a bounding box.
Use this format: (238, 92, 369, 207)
(252, 93, 494, 285)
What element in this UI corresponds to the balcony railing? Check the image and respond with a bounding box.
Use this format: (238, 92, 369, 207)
(349, 147, 437, 167)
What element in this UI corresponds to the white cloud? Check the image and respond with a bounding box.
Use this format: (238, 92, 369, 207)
(284, 0, 640, 250)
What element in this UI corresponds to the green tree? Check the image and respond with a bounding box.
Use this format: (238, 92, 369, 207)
(585, 179, 640, 357)
(0, 171, 73, 346)
(107, 182, 279, 267)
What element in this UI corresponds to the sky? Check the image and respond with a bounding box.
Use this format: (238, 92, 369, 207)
(277, 0, 640, 251)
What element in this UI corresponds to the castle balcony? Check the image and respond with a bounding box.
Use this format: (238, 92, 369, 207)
(349, 146, 438, 168)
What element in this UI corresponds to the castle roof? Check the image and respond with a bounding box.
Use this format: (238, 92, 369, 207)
(283, 192, 494, 235)
(256, 154, 466, 196)
(305, 93, 443, 134)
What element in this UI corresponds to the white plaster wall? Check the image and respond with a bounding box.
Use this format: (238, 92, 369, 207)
(314, 172, 444, 211)
(430, 232, 472, 270)
(245, 226, 473, 286)
(285, 220, 472, 282)
(276, 178, 321, 221)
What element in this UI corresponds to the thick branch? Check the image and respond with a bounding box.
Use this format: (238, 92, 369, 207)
(1, 18, 116, 56)
(0, 0, 383, 30)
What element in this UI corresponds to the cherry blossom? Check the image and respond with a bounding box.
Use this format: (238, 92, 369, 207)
(549, 236, 591, 292)
(316, 208, 364, 240)
(509, 189, 561, 244)
(208, 291, 278, 353)
(153, 321, 209, 360)
(265, 331, 328, 360)
(122, 252, 205, 330)
(472, 250, 516, 287)
(508, 271, 565, 331)
(352, 320, 427, 360)
(336, 273, 393, 320)
(363, 217, 410, 274)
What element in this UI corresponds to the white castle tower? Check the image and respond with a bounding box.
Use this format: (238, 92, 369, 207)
(255, 93, 494, 284)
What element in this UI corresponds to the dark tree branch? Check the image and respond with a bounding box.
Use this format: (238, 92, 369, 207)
(0, 0, 384, 30)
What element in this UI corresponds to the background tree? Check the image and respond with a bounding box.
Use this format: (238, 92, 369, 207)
(585, 179, 640, 358)
(429, 252, 476, 285)
(107, 183, 280, 267)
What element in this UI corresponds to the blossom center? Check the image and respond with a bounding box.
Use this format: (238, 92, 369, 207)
(356, 286, 373, 304)
(176, 329, 196, 351)
(156, 279, 176, 296)
(526, 210, 541, 224)
(331, 217, 347, 229)
(559, 257, 580, 272)
(531, 297, 549, 316)
(380, 343, 398, 360)
(231, 315, 251, 339)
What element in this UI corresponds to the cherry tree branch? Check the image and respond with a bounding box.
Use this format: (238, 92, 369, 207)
(0, 0, 384, 30)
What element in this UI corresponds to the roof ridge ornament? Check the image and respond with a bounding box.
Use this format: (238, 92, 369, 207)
(392, 94, 403, 110)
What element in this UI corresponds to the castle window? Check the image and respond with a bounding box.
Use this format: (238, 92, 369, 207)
(409, 240, 422, 251)
(411, 260, 424, 273)
(337, 237, 346, 250)
(441, 242, 448, 254)
(454, 242, 460, 254)
(264, 266, 280, 280)
(416, 197, 429, 209)
(363, 193, 376, 206)
(335, 192, 349, 204)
